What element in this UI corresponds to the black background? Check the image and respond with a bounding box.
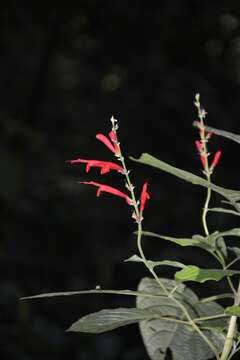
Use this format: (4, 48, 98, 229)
(1, 1, 240, 359)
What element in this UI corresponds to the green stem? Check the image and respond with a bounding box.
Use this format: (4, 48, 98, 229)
(220, 281, 240, 360)
(202, 186, 211, 236)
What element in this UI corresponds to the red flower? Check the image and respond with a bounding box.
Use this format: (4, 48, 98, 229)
(195, 140, 206, 169)
(80, 181, 131, 204)
(210, 151, 222, 170)
(96, 131, 119, 154)
(140, 182, 150, 212)
(68, 159, 123, 174)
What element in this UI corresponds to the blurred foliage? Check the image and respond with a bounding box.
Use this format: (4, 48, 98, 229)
(1, 1, 240, 359)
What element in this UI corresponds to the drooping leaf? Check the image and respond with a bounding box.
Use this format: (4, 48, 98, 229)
(130, 153, 240, 210)
(67, 307, 162, 333)
(137, 277, 226, 360)
(193, 122, 240, 144)
(224, 306, 240, 316)
(175, 265, 240, 283)
(125, 254, 186, 269)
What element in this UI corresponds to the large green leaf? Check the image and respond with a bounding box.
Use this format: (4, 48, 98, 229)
(67, 307, 162, 333)
(137, 277, 226, 360)
(131, 153, 240, 210)
(193, 122, 240, 144)
(175, 265, 240, 283)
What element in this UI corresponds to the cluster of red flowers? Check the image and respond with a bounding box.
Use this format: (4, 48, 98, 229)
(68, 121, 150, 217)
(195, 123, 222, 172)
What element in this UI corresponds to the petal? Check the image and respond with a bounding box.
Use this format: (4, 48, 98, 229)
(80, 181, 131, 204)
(210, 151, 222, 169)
(140, 182, 150, 212)
(96, 134, 116, 153)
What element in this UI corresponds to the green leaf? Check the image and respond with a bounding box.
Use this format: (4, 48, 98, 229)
(193, 122, 240, 144)
(175, 265, 240, 283)
(125, 254, 186, 269)
(141, 231, 215, 253)
(141, 229, 240, 256)
(137, 277, 226, 360)
(20, 288, 163, 301)
(131, 153, 240, 210)
(142, 231, 203, 246)
(208, 207, 240, 217)
(67, 307, 160, 333)
(224, 306, 240, 316)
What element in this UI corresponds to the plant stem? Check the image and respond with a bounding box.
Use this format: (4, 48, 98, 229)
(220, 281, 240, 360)
(202, 185, 211, 236)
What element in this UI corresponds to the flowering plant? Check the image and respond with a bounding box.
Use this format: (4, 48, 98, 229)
(22, 94, 240, 360)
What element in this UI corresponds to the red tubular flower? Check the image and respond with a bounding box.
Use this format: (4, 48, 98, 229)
(195, 140, 201, 151)
(96, 131, 119, 154)
(140, 182, 150, 212)
(210, 151, 222, 170)
(68, 159, 123, 174)
(195, 140, 206, 169)
(80, 181, 131, 204)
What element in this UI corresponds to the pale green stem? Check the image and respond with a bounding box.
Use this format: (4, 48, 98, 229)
(225, 256, 240, 270)
(202, 186, 211, 236)
(220, 282, 240, 360)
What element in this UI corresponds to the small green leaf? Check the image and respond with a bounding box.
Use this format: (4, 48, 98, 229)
(125, 254, 186, 269)
(67, 307, 159, 333)
(175, 266, 240, 283)
(224, 306, 240, 316)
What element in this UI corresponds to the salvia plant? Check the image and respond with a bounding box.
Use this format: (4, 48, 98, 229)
(22, 94, 240, 360)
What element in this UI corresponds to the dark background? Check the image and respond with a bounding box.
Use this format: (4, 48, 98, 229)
(1, 1, 240, 359)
